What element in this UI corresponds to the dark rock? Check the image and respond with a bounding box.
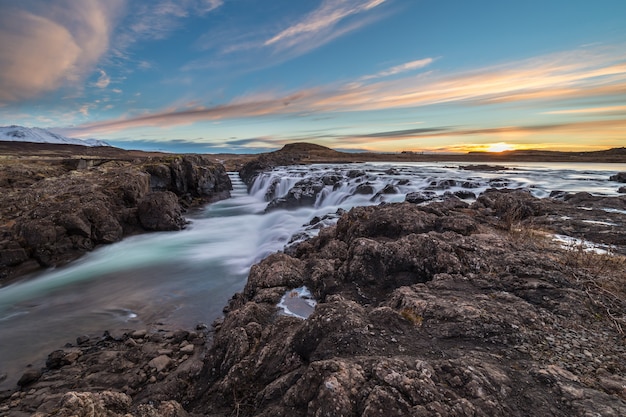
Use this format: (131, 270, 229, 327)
(17, 368, 42, 387)
(451, 190, 476, 199)
(347, 169, 366, 178)
(426, 179, 456, 190)
(405, 191, 437, 204)
(0, 246, 28, 267)
(137, 192, 186, 231)
(266, 178, 325, 210)
(354, 183, 375, 194)
(76, 335, 90, 345)
(46, 350, 71, 369)
(619, 186, 626, 194)
(609, 172, 626, 183)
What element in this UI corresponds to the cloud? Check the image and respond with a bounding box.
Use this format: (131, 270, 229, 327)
(114, 0, 223, 52)
(360, 58, 435, 81)
(331, 118, 626, 147)
(264, 0, 388, 54)
(68, 45, 626, 137)
(542, 105, 626, 115)
(0, 0, 123, 102)
(95, 70, 111, 88)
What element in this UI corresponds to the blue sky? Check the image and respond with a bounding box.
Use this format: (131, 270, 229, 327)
(0, 0, 625, 153)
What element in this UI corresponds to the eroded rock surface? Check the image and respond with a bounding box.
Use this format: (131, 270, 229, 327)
(190, 191, 626, 416)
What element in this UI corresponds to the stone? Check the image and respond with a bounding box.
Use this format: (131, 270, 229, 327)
(609, 172, 626, 183)
(17, 369, 42, 387)
(148, 355, 173, 373)
(137, 191, 186, 231)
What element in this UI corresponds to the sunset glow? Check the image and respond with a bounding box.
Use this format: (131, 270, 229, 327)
(0, 1, 625, 153)
(486, 143, 516, 153)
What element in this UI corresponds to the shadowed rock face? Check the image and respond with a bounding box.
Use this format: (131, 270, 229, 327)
(0, 153, 231, 283)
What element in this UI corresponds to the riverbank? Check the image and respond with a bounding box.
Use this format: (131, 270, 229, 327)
(0, 143, 232, 284)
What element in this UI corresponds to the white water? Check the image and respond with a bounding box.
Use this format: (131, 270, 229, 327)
(0, 162, 623, 388)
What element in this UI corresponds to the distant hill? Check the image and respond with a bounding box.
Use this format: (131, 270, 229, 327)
(0, 125, 109, 147)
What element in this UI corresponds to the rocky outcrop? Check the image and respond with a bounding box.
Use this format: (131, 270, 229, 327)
(239, 143, 347, 188)
(0, 154, 231, 283)
(187, 190, 626, 416)
(1, 326, 207, 416)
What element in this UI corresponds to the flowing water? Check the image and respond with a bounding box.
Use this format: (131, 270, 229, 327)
(0, 162, 623, 388)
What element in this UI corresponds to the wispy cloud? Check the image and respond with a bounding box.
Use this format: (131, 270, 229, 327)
(543, 105, 626, 115)
(360, 58, 435, 81)
(94, 70, 111, 88)
(113, 0, 224, 58)
(0, 0, 123, 102)
(189, 0, 390, 72)
(265, 0, 388, 51)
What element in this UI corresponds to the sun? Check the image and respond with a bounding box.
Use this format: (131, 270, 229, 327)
(485, 142, 515, 153)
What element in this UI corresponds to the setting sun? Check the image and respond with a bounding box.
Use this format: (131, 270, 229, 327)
(486, 142, 515, 152)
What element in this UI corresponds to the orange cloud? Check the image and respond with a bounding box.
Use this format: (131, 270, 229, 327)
(0, 1, 122, 102)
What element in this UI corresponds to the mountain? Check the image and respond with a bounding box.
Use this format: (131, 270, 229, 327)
(0, 125, 109, 147)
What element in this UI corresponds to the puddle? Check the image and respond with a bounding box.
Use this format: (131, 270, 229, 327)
(277, 286, 317, 319)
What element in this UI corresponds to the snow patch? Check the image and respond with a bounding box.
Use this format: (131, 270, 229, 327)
(0, 125, 109, 147)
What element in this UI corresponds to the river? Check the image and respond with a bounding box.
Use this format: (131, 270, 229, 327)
(0, 161, 623, 389)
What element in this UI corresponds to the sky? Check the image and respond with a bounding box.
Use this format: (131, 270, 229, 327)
(0, 0, 625, 154)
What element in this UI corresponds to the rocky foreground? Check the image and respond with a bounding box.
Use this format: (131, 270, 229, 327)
(2, 185, 625, 416)
(0, 144, 232, 283)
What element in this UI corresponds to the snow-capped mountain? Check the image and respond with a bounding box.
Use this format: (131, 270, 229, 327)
(0, 125, 110, 147)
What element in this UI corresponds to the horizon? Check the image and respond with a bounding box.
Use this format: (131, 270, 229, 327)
(0, 1, 625, 154)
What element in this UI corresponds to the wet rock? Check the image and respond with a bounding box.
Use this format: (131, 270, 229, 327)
(609, 172, 626, 183)
(618, 186, 626, 194)
(405, 191, 437, 204)
(266, 178, 325, 210)
(354, 183, 375, 194)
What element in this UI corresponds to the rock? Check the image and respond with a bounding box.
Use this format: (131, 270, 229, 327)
(266, 178, 325, 210)
(405, 191, 437, 204)
(148, 355, 173, 372)
(180, 344, 194, 354)
(17, 369, 42, 387)
(46, 350, 70, 370)
(56, 391, 132, 417)
(137, 192, 186, 231)
(354, 183, 375, 194)
(619, 186, 626, 194)
(0, 246, 28, 267)
(76, 335, 90, 345)
(609, 172, 626, 183)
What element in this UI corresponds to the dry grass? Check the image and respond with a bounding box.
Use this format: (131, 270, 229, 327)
(560, 243, 626, 334)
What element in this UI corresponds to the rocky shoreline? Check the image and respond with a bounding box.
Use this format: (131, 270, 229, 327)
(1, 143, 626, 416)
(0, 146, 232, 283)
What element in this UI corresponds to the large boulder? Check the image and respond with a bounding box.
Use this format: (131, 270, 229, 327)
(138, 192, 186, 231)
